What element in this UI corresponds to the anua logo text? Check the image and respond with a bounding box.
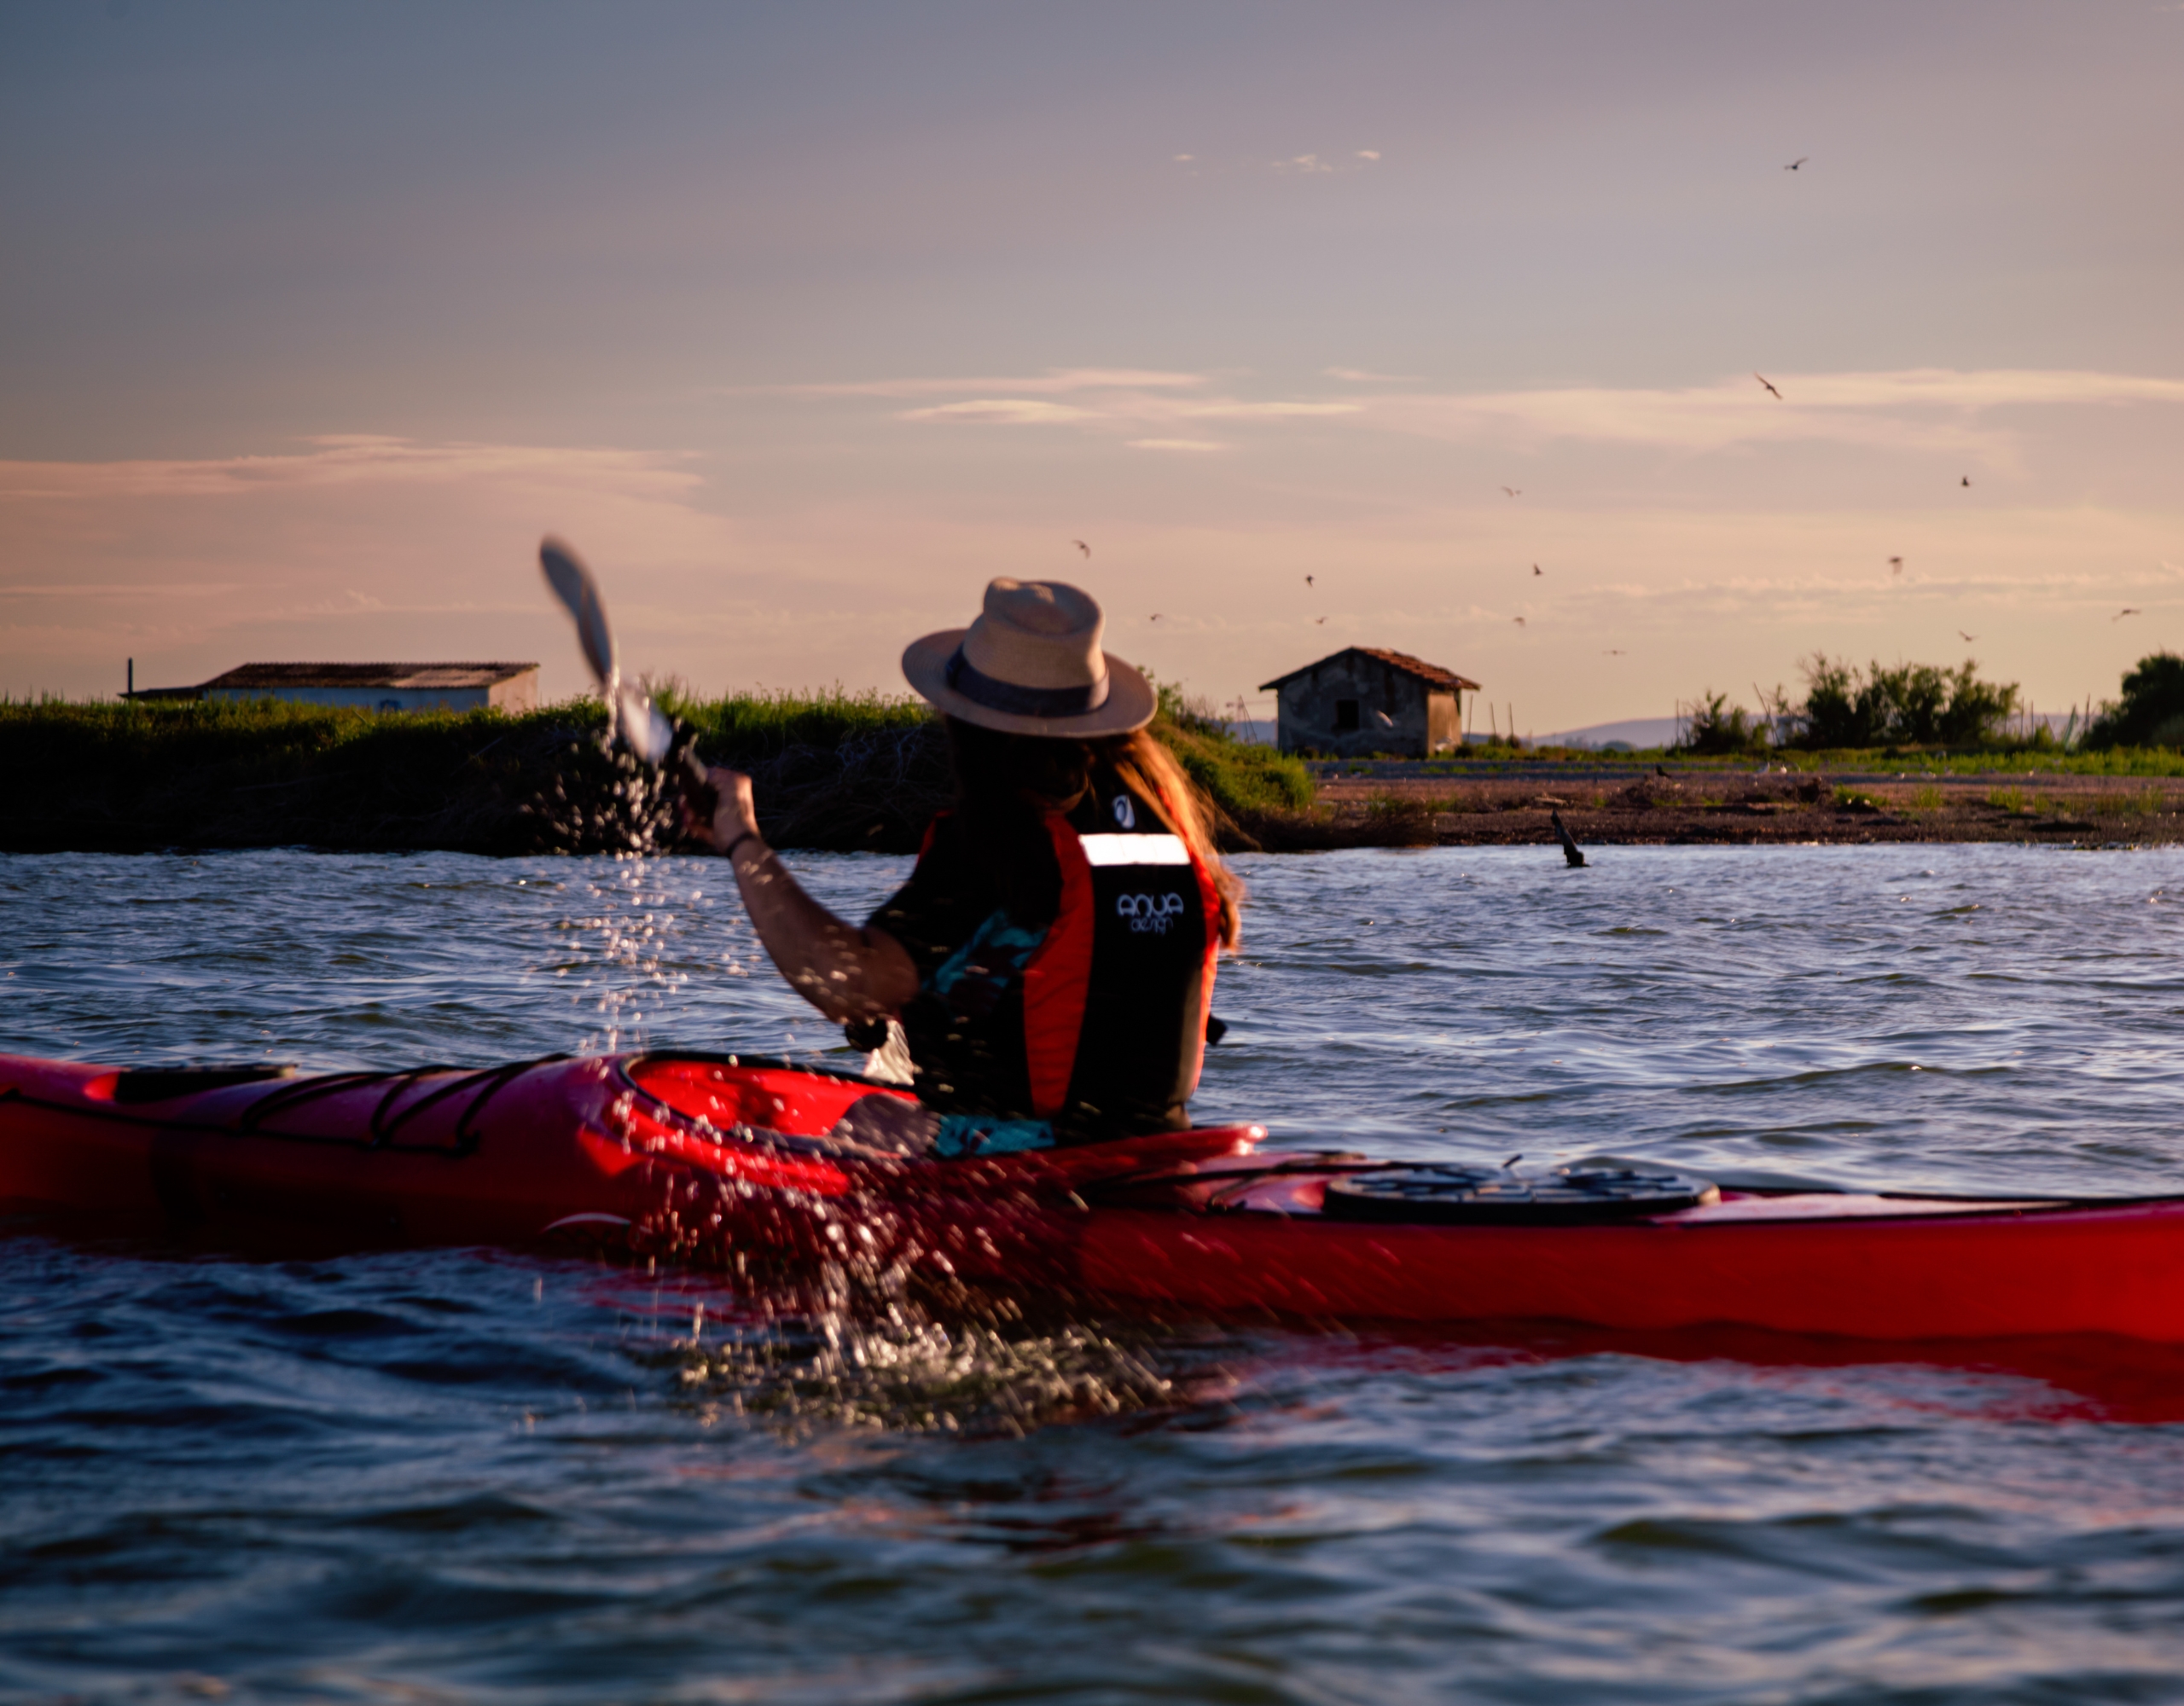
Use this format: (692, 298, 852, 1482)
(1116, 891, 1185, 934)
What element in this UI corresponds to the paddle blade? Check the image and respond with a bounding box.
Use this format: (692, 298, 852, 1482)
(538, 536, 616, 685)
(614, 682, 676, 766)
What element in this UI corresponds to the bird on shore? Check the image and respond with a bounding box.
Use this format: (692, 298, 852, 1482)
(1785, 157, 1809, 171)
(1756, 373, 1783, 399)
(1959, 630, 1978, 643)
(2117, 608, 2143, 621)
(1502, 486, 1522, 497)
(1072, 539, 1090, 558)
(1890, 556, 1904, 576)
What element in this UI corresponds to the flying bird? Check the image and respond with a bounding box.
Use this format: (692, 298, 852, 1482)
(1502, 486, 1522, 497)
(1604, 648, 1626, 656)
(1755, 373, 1783, 400)
(1513, 616, 1527, 627)
(1315, 616, 1327, 624)
(2117, 608, 2143, 621)
(1958, 630, 1978, 643)
(1960, 477, 1972, 488)
(1784, 157, 1809, 171)
(1889, 556, 1904, 576)
(1148, 613, 1164, 622)
(1072, 539, 1089, 558)
(1304, 574, 1316, 588)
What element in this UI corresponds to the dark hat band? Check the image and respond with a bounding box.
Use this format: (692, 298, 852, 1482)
(944, 647, 1111, 718)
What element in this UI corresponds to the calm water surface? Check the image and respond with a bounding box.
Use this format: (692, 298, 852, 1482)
(5, 844, 2184, 1703)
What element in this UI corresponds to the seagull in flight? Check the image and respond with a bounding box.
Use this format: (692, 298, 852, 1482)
(1960, 477, 1972, 488)
(1531, 564, 1543, 577)
(1304, 574, 1316, 588)
(1315, 616, 1327, 624)
(1072, 539, 1089, 558)
(1513, 616, 1527, 627)
(1889, 556, 1904, 576)
(1958, 630, 1978, 643)
(1755, 373, 1783, 400)
(1604, 648, 1627, 656)
(1502, 486, 1522, 497)
(2116, 607, 2143, 621)
(1148, 613, 1164, 622)
(1784, 157, 1809, 171)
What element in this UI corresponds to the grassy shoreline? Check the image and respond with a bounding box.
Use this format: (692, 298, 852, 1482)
(6, 694, 2180, 856)
(0, 692, 1321, 856)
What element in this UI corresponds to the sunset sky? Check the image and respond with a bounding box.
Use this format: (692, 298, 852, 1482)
(4, 1, 2180, 730)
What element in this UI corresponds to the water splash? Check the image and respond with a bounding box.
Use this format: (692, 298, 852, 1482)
(636, 1291, 1241, 1438)
(549, 857, 764, 1053)
(526, 688, 700, 857)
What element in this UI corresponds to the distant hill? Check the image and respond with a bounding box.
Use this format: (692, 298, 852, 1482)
(1533, 717, 1683, 751)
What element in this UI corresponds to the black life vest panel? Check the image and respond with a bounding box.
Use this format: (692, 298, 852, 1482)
(899, 776, 1220, 1139)
(1021, 779, 1221, 1133)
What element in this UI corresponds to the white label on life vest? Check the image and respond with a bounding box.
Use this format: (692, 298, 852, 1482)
(1078, 833, 1189, 867)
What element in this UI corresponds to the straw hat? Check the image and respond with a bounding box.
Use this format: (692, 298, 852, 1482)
(902, 578, 1155, 738)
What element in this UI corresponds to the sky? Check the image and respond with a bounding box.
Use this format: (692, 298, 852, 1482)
(3, 1, 2181, 732)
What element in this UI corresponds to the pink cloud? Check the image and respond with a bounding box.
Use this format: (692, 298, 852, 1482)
(774, 368, 1206, 399)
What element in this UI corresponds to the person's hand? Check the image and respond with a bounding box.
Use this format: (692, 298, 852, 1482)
(695, 765, 759, 855)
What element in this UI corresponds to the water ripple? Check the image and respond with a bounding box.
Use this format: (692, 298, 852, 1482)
(9, 844, 2184, 1700)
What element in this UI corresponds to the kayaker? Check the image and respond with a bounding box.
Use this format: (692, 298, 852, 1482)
(694, 577, 1242, 1156)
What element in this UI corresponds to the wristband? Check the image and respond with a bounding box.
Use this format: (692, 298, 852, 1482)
(721, 829, 760, 862)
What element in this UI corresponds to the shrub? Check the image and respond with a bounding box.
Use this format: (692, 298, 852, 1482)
(2083, 653, 2184, 751)
(1791, 655, 2018, 748)
(1677, 690, 1769, 755)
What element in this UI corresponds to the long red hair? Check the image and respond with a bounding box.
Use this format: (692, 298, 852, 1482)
(943, 718, 1243, 949)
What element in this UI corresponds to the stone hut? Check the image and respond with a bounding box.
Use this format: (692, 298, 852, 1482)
(1258, 647, 1478, 757)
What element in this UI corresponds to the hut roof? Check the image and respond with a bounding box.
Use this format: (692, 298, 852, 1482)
(200, 663, 537, 691)
(1258, 647, 1480, 693)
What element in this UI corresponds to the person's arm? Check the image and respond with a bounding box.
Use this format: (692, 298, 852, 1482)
(694, 766, 920, 1024)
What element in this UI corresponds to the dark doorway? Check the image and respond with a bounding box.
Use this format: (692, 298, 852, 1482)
(1334, 699, 1360, 732)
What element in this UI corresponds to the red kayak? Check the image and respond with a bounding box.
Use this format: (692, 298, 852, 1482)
(6, 1048, 2184, 1343)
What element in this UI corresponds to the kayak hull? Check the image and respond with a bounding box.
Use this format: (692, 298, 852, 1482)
(1072, 1202, 2184, 1342)
(6, 1049, 2184, 1343)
